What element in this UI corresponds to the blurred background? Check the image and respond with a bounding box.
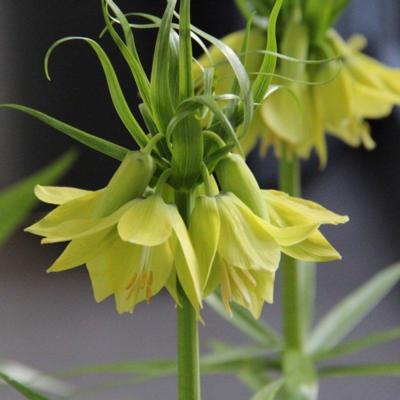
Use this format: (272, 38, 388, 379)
(0, 0, 399, 399)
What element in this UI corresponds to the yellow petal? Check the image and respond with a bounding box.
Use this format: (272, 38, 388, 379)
(170, 207, 202, 310)
(32, 201, 134, 243)
(47, 228, 114, 272)
(264, 190, 349, 226)
(190, 196, 220, 290)
(217, 194, 281, 272)
(118, 195, 173, 246)
(35, 185, 92, 205)
(282, 230, 342, 262)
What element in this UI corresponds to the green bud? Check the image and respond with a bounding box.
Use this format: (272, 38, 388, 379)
(93, 151, 155, 217)
(215, 153, 269, 222)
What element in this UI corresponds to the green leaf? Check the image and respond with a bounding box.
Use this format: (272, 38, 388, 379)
(206, 294, 281, 348)
(178, 0, 194, 100)
(0, 371, 49, 400)
(319, 363, 400, 378)
(252, 0, 283, 104)
(315, 326, 400, 361)
(307, 262, 400, 355)
(251, 379, 284, 400)
(0, 104, 129, 161)
(150, 0, 177, 134)
(0, 150, 76, 244)
(102, 0, 152, 111)
(63, 347, 280, 378)
(45, 36, 148, 147)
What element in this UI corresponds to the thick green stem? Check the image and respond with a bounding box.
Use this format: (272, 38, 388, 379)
(176, 191, 201, 400)
(279, 153, 318, 400)
(279, 154, 303, 349)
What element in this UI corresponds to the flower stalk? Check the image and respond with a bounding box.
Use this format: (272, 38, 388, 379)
(176, 190, 201, 400)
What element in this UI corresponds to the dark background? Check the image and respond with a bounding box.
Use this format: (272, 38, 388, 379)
(0, 1, 399, 399)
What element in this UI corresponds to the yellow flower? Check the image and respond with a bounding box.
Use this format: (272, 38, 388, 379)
(26, 152, 202, 314)
(197, 29, 400, 165)
(189, 190, 348, 318)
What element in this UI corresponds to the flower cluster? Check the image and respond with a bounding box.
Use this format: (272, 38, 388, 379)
(197, 26, 400, 166)
(27, 151, 348, 318)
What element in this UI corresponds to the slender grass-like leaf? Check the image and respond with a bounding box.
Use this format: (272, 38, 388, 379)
(206, 294, 281, 348)
(0, 150, 76, 244)
(63, 347, 280, 378)
(307, 262, 400, 355)
(45, 37, 148, 147)
(102, 0, 152, 110)
(319, 363, 400, 378)
(315, 326, 400, 361)
(251, 379, 284, 400)
(0, 104, 129, 161)
(150, 0, 177, 134)
(178, 0, 194, 100)
(0, 372, 49, 400)
(251, 0, 283, 104)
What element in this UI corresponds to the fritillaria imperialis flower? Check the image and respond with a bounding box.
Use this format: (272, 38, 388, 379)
(189, 154, 348, 318)
(26, 152, 202, 313)
(197, 27, 400, 166)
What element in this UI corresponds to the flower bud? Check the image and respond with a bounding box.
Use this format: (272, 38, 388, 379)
(94, 151, 155, 217)
(215, 153, 269, 221)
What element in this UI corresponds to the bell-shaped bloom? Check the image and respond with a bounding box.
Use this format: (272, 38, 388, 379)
(189, 191, 348, 318)
(197, 29, 400, 165)
(26, 155, 202, 314)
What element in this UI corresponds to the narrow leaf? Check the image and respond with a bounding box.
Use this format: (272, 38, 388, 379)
(307, 262, 400, 355)
(252, 0, 283, 104)
(0, 150, 76, 244)
(206, 294, 281, 348)
(319, 363, 400, 378)
(315, 327, 400, 361)
(0, 372, 49, 400)
(45, 36, 148, 147)
(251, 379, 284, 400)
(0, 104, 129, 161)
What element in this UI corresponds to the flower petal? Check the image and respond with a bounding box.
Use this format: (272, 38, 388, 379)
(282, 230, 342, 262)
(35, 185, 93, 205)
(263, 190, 349, 226)
(47, 228, 114, 272)
(118, 195, 173, 246)
(169, 207, 202, 310)
(190, 196, 220, 289)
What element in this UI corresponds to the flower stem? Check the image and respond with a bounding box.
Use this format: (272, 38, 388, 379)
(279, 151, 318, 399)
(279, 153, 303, 349)
(176, 191, 201, 400)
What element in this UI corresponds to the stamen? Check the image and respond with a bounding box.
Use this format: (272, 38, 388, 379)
(146, 272, 153, 304)
(126, 272, 138, 290)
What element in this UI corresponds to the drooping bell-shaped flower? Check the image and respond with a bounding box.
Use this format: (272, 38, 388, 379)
(196, 27, 400, 166)
(189, 154, 348, 318)
(26, 152, 202, 313)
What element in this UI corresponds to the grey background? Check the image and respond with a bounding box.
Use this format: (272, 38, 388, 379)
(0, 1, 399, 399)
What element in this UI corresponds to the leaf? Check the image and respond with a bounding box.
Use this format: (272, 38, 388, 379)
(307, 262, 400, 355)
(150, 0, 177, 134)
(102, 0, 152, 110)
(0, 104, 129, 161)
(0, 371, 49, 400)
(0, 150, 76, 244)
(206, 294, 281, 348)
(252, 0, 283, 104)
(319, 363, 400, 378)
(45, 36, 148, 147)
(315, 326, 400, 361)
(63, 347, 280, 378)
(251, 379, 284, 400)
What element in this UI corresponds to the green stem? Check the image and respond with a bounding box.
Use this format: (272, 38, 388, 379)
(279, 153, 303, 350)
(279, 151, 318, 400)
(176, 191, 201, 400)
